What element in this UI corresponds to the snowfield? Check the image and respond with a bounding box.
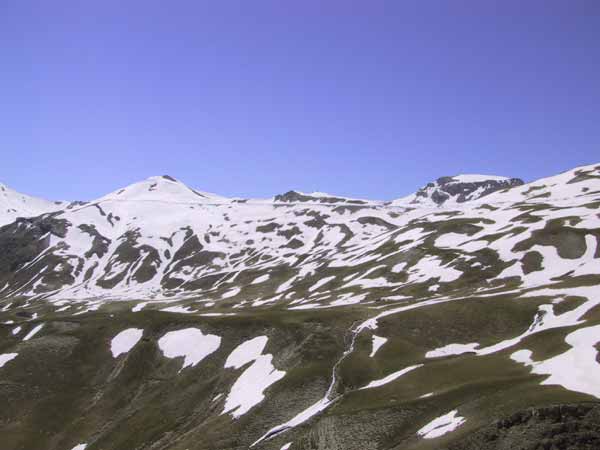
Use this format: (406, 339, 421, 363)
(418, 410, 466, 439)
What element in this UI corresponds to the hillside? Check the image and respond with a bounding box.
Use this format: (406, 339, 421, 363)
(0, 163, 599, 450)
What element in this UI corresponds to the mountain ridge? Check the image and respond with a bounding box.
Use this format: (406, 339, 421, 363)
(1, 170, 530, 219)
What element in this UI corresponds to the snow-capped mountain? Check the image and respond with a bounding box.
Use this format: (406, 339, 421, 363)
(1, 163, 599, 450)
(0, 182, 66, 226)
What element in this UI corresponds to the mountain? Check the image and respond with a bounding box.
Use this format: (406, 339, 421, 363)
(0, 182, 66, 226)
(0, 163, 599, 450)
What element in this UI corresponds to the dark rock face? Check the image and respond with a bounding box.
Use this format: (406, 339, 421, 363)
(444, 404, 600, 450)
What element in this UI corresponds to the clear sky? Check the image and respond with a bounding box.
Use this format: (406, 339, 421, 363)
(1, 1, 599, 201)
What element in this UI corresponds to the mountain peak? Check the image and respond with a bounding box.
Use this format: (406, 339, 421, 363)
(393, 174, 524, 207)
(0, 182, 65, 226)
(96, 176, 227, 204)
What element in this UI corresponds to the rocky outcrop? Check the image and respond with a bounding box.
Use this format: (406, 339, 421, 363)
(444, 404, 600, 450)
(393, 175, 524, 207)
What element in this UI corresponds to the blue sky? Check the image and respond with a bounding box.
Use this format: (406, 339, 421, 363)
(1, 1, 599, 201)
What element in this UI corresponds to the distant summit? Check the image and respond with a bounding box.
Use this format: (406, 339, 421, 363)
(273, 190, 369, 205)
(0, 182, 66, 226)
(96, 176, 228, 204)
(392, 174, 524, 207)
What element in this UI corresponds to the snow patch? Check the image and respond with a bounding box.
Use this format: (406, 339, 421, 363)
(426, 342, 480, 358)
(0, 353, 18, 368)
(23, 324, 44, 341)
(360, 364, 422, 389)
(251, 274, 270, 284)
(110, 328, 143, 357)
(158, 328, 221, 371)
(131, 302, 148, 312)
(369, 335, 388, 357)
(418, 410, 466, 439)
(160, 305, 196, 314)
(222, 336, 286, 418)
(510, 324, 600, 398)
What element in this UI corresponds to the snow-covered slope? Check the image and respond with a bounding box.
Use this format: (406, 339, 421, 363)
(1, 162, 600, 450)
(0, 182, 66, 226)
(0, 163, 597, 306)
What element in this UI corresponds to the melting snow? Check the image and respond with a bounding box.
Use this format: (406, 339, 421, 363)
(328, 293, 366, 307)
(70, 444, 87, 450)
(510, 324, 600, 398)
(475, 285, 600, 356)
(426, 342, 480, 358)
(0, 353, 18, 368)
(222, 336, 286, 418)
(434, 233, 468, 248)
(252, 397, 332, 447)
(199, 312, 236, 317)
(23, 324, 44, 341)
(251, 274, 270, 284)
(369, 335, 388, 357)
(418, 410, 466, 439)
(391, 262, 407, 273)
(131, 302, 148, 312)
(308, 276, 335, 292)
(510, 349, 534, 365)
(222, 287, 241, 299)
(160, 305, 196, 314)
(360, 364, 422, 389)
(110, 328, 144, 357)
(225, 336, 268, 368)
(407, 256, 462, 284)
(158, 328, 221, 371)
